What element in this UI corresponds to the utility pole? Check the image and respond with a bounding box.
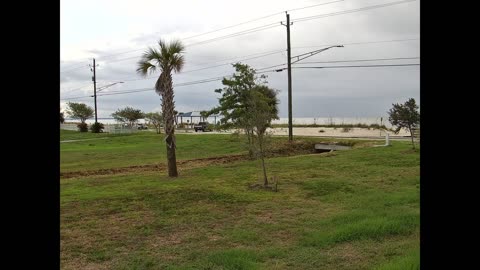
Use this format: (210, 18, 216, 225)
(279, 13, 342, 142)
(90, 58, 98, 124)
(282, 12, 294, 141)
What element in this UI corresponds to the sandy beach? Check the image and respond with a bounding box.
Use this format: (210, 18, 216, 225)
(179, 127, 413, 139)
(268, 127, 411, 138)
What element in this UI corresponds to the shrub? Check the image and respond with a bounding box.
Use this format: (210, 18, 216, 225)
(90, 122, 105, 133)
(77, 122, 88, 132)
(319, 129, 325, 133)
(208, 123, 216, 131)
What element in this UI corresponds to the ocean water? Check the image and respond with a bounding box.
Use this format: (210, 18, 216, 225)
(271, 117, 392, 128)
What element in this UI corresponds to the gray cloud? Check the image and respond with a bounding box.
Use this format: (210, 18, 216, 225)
(61, 0, 420, 119)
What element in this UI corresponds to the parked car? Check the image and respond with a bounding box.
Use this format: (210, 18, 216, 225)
(194, 122, 211, 132)
(137, 123, 148, 130)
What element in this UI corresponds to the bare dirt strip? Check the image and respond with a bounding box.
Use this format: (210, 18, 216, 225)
(60, 140, 358, 179)
(60, 154, 248, 179)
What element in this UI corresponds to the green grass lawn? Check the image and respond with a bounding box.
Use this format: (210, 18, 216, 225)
(60, 130, 248, 172)
(60, 130, 419, 269)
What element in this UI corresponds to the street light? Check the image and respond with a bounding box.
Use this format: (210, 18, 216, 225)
(97, 81, 124, 93)
(286, 45, 343, 141)
(291, 45, 343, 64)
(91, 81, 124, 123)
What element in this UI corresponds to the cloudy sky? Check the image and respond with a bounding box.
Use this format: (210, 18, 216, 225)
(60, 0, 419, 119)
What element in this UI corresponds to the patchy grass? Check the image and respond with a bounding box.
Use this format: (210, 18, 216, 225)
(61, 133, 419, 269)
(60, 129, 130, 141)
(373, 247, 420, 270)
(60, 132, 247, 172)
(60, 131, 366, 173)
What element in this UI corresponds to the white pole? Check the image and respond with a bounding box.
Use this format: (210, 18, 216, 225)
(385, 132, 390, 146)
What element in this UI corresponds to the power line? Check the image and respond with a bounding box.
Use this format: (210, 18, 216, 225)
(60, 77, 225, 100)
(181, 25, 274, 51)
(255, 63, 288, 72)
(181, 16, 282, 42)
(292, 38, 419, 49)
(60, 62, 420, 101)
(293, 57, 420, 64)
(258, 49, 420, 72)
(91, 54, 420, 87)
(61, 61, 91, 71)
(60, 0, 416, 69)
(60, 64, 282, 100)
(60, 95, 92, 101)
(88, 37, 421, 68)
(114, 49, 286, 82)
(61, 53, 420, 95)
(60, 64, 89, 74)
(185, 23, 281, 47)
(96, 25, 280, 62)
(97, 69, 278, 97)
(288, 0, 343, 13)
(60, 55, 420, 101)
(292, 0, 417, 23)
(94, 0, 343, 61)
(95, 23, 281, 66)
(61, 83, 92, 95)
(86, 37, 420, 82)
(61, 0, 416, 70)
(168, 50, 285, 74)
(289, 63, 420, 69)
(188, 49, 285, 67)
(182, 0, 344, 41)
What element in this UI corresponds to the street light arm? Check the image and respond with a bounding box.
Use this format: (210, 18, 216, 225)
(97, 81, 124, 92)
(291, 45, 343, 64)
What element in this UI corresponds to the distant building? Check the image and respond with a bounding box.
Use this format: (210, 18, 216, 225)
(176, 111, 220, 127)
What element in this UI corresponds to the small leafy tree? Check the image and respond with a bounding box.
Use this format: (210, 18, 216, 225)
(247, 86, 279, 186)
(111, 106, 144, 127)
(207, 63, 278, 187)
(388, 98, 420, 149)
(145, 112, 163, 134)
(60, 112, 65, 124)
(65, 102, 94, 124)
(205, 63, 268, 158)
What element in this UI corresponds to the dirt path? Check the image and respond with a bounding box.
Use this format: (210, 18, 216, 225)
(60, 137, 110, 143)
(60, 140, 323, 179)
(60, 154, 248, 179)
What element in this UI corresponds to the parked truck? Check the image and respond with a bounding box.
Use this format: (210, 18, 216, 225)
(194, 122, 211, 132)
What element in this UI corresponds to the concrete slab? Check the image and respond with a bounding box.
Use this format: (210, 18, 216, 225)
(314, 144, 352, 151)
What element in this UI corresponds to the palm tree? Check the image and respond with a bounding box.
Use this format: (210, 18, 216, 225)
(137, 39, 185, 177)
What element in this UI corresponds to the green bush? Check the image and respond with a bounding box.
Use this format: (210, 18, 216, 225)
(90, 122, 105, 133)
(207, 123, 216, 131)
(77, 123, 88, 132)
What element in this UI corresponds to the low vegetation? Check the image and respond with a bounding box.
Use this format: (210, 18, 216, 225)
(61, 131, 419, 269)
(388, 98, 420, 149)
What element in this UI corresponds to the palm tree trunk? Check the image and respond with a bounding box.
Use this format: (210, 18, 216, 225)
(162, 74, 178, 177)
(165, 135, 178, 176)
